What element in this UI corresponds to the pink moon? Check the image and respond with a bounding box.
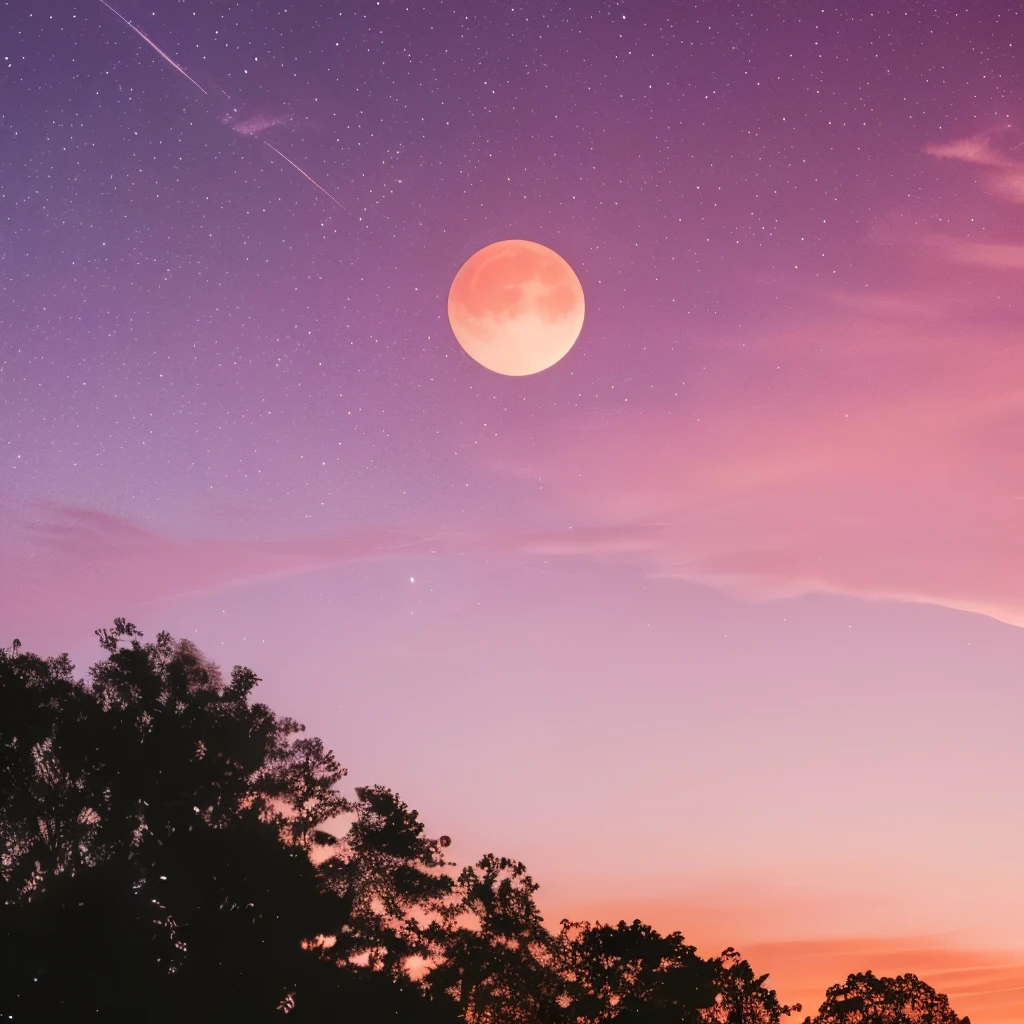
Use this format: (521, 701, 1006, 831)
(447, 239, 585, 376)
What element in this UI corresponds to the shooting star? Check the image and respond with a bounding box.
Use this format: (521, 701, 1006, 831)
(97, 0, 346, 211)
(98, 0, 208, 95)
(260, 140, 345, 208)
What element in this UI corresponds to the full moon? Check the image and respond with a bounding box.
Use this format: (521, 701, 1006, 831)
(447, 239, 585, 376)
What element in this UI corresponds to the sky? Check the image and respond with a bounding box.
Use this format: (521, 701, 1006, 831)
(2, 0, 1024, 1019)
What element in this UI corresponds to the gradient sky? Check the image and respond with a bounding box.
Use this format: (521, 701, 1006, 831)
(3, 1, 1024, 1020)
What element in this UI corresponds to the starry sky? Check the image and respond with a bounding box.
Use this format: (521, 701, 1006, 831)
(3, 1, 1024, 1019)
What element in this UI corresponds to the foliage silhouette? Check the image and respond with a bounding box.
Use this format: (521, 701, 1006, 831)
(425, 854, 565, 1022)
(803, 972, 970, 1024)
(0, 622, 457, 1022)
(0, 626, 973, 1024)
(323, 783, 455, 976)
(555, 921, 801, 1024)
(557, 918, 717, 1022)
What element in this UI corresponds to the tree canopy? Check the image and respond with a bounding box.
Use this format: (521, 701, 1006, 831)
(0, 624, 970, 1024)
(0, 621, 456, 1021)
(803, 972, 970, 1024)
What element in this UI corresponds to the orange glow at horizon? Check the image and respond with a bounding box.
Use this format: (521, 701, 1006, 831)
(547, 892, 1024, 1024)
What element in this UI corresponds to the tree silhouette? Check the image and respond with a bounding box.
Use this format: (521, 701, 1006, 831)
(555, 921, 799, 1024)
(0, 623, 458, 1022)
(804, 972, 969, 1024)
(425, 854, 566, 1022)
(322, 783, 455, 975)
(0, 627, 972, 1024)
(709, 948, 801, 1023)
(557, 918, 717, 1022)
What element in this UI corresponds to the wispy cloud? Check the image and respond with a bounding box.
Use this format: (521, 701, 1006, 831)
(0, 503, 431, 623)
(819, 288, 944, 319)
(927, 234, 1024, 270)
(11, 312, 1024, 634)
(925, 129, 1024, 204)
(924, 131, 1016, 168)
(479, 309, 1024, 628)
(987, 168, 1024, 204)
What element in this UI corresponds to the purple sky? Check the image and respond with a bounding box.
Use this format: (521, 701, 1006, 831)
(3, 1, 1024, 1019)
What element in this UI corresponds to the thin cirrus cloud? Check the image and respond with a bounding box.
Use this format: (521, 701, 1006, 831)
(479, 132, 1024, 629)
(923, 131, 1017, 168)
(926, 234, 1024, 270)
(923, 131, 1024, 266)
(489, 361, 1024, 628)
(924, 128, 1024, 205)
(0, 502, 431, 626)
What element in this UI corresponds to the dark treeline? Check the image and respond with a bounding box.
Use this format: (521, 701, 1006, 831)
(1, 622, 970, 1023)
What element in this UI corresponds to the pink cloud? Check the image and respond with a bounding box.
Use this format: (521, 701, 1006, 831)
(929, 234, 1024, 269)
(0, 503, 431, 626)
(820, 288, 944, 319)
(925, 130, 1024, 205)
(478, 309, 1024, 627)
(924, 132, 1015, 168)
(460, 130, 1024, 626)
(12, 304, 1024, 639)
(986, 168, 1024, 203)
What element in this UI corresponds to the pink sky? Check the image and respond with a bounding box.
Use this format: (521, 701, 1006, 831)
(4, 131, 1024, 1022)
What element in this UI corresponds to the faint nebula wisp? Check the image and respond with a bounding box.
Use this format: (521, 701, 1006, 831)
(221, 112, 290, 136)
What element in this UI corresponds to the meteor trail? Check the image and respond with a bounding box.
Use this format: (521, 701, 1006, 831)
(97, 0, 346, 211)
(98, 0, 208, 95)
(261, 140, 346, 208)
